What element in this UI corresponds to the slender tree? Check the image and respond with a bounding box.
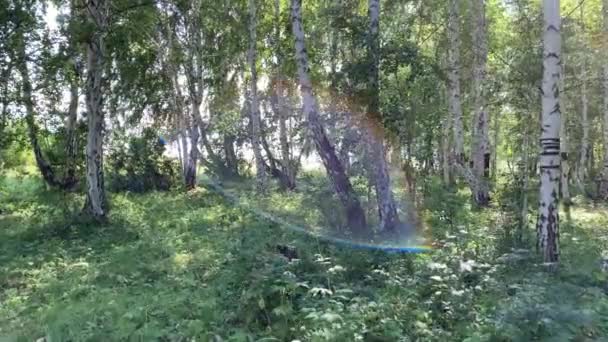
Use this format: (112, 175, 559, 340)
(248, 0, 266, 191)
(448, 0, 464, 163)
(83, 0, 109, 219)
(447, 0, 486, 205)
(599, 0, 608, 199)
(366, 0, 401, 232)
(181, 0, 205, 190)
(272, 0, 296, 190)
(577, 22, 590, 193)
(291, 0, 367, 235)
(470, 0, 491, 205)
(560, 59, 571, 204)
(537, 0, 561, 263)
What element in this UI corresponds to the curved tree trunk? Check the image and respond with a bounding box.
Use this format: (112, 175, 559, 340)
(291, 0, 367, 236)
(366, 0, 401, 232)
(83, 0, 109, 219)
(248, 0, 267, 192)
(15, 41, 62, 188)
(16, 22, 80, 191)
(537, 0, 561, 263)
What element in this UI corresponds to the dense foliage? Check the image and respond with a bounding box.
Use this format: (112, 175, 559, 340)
(2, 0, 608, 340)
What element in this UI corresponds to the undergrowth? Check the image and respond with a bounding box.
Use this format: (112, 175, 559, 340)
(1, 174, 608, 341)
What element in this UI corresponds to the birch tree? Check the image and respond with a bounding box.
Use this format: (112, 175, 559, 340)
(366, 0, 401, 232)
(83, 0, 109, 219)
(447, 0, 488, 205)
(11, 2, 80, 190)
(248, 0, 266, 191)
(537, 0, 561, 263)
(272, 0, 296, 190)
(447, 0, 464, 163)
(470, 0, 491, 205)
(291, 0, 367, 235)
(179, 0, 205, 190)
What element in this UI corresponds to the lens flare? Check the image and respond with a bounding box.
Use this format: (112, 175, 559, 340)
(201, 178, 432, 254)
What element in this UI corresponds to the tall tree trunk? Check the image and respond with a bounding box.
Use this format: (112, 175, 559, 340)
(63, 60, 80, 189)
(519, 110, 530, 243)
(447, 0, 482, 202)
(577, 64, 590, 192)
(248, 0, 267, 192)
(560, 60, 572, 204)
(537, 0, 561, 263)
(83, 0, 108, 219)
(471, 0, 491, 206)
(366, 0, 401, 232)
(183, 0, 205, 190)
(599, 0, 608, 198)
(577, 5, 590, 193)
(161, 18, 189, 181)
(273, 0, 295, 190)
(291, 0, 367, 235)
(448, 0, 464, 163)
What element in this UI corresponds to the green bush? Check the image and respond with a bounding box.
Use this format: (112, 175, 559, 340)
(107, 128, 179, 193)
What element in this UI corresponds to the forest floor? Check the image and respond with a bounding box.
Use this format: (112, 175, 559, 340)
(2, 173, 608, 341)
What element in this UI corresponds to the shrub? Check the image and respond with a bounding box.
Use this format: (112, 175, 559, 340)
(107, 128, 179, 193)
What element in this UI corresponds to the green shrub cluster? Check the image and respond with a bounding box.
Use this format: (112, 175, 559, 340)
(107, 128, 179, 193)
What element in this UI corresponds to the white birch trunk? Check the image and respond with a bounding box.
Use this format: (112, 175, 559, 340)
(447, 0, 485, 204)
(274, 0, 295, 190)
(537, 0, 561, 263)
(83, 0, 108, 219)
(183, 0, 204, 190)
(448, 0, 464, 162)
(248, 0, 267, 191)
(471, 0, 490, 205)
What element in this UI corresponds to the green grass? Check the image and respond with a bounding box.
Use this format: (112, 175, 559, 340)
(2, 174, 608, 341)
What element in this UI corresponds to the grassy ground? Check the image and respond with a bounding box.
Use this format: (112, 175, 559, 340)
(2, 173, 608, 341)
